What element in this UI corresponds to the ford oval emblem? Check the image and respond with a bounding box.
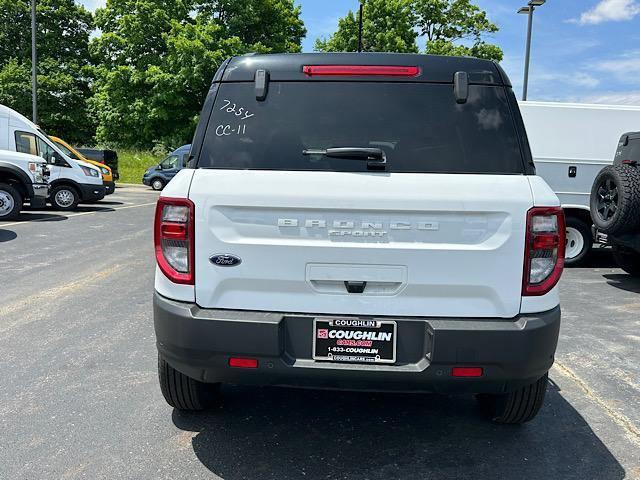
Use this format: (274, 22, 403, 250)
(210, 254, 242, 267)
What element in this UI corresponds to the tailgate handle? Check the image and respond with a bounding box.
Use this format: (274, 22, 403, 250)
(344, 281, 367, 294)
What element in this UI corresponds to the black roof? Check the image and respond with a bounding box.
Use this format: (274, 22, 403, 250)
(215, 52, 511, 86)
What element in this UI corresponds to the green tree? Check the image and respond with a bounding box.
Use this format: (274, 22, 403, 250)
(200, 0, 306, 53)
(316, 0, 502, 61)
(91, 18, 248, 147)
(91, 0, 306, 148)
(414, 0, 502, 61)
(0, 0, 94, 143)
(315, 0, 418, 53)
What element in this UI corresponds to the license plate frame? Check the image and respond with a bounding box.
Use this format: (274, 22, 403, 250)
(312, 318, 397, 364)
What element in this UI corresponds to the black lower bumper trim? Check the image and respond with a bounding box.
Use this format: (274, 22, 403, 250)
(154, 293, 560, 394)
(78, 183, 106, 203)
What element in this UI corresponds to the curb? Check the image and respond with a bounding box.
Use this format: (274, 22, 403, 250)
(115, 183, 150, 189)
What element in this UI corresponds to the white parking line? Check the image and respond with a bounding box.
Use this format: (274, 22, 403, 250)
(553, 361, 640, 447)
(0, 202, 157, 228)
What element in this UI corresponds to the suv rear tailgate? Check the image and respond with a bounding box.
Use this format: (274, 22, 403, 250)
(190, 170, 533, 318)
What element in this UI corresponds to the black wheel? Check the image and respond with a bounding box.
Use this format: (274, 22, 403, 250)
(477, 373, 548, 424)
(0, 182, 22, 220)
(612, 246, 640, 276)
(564, 217, 592, 266)
(151, 178, 165, 191)
(50, 185, 80, 211)
(590, 165, 640, 235)
(158, 354, 220, 411)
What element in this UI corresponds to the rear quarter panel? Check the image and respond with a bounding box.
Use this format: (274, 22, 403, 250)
(521, 176, 561, 314)
(154, 169, 195, 302)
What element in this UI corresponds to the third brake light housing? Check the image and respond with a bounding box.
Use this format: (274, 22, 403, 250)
(302, 65, 420, 77)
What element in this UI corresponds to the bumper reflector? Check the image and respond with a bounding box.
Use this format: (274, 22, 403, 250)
(451, 367, 483, 377)
(229, 357, 258, 369)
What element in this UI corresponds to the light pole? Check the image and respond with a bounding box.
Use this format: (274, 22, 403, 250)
(31, 0, 37, 123)
(518, 0, 546, 101)
(357, 2, 364, 52)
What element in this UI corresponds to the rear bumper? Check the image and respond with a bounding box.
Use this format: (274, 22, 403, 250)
(104, 181, 115, 195)
(78, 183, 106, 203)
(154, 293, 561, 394)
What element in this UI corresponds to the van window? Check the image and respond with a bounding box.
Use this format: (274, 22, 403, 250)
(161, 155, 179, 169)
(198, 82, 526, 174)
(36, 137, 58, 164)
(15, 131, 37, 156)
(53, 140, 82, 161)
(15, 130, 64, 165)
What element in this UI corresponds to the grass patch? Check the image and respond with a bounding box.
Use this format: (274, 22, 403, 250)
(117, 150, 159, 184)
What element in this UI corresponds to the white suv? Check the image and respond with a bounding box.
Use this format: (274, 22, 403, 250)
(153, 53, 565, 424)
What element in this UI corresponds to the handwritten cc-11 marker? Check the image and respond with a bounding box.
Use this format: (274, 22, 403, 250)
(215, 124, 247, 136)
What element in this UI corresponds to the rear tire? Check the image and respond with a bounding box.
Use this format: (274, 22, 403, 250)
(50, 185, 80, 211)
(564, 217, 592, 266)
(477, 373, 548, 424)
(0, 183, 22, 220)
(151, 178, 165, 191)
(590, 165, 640, 235)
(158, 353, 220, 411)
(612, 247, 640, 276)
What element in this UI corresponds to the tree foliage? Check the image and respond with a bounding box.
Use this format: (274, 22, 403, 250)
(199, 0, 306, 53)
(0, 0, 94, 143)
(316, 0, 502, 61)
(91, 0, 305, 148)
(415, 0, 502, 60)
(315, 0, 418, 54)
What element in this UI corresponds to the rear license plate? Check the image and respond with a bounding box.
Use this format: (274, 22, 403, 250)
(313, 318, 397, 364)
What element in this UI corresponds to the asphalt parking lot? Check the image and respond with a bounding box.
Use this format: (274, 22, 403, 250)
(1, 186, 639, 480)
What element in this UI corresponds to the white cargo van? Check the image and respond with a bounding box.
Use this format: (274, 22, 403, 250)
(519, 101, 640, 264)
(0, 105, 105, 210)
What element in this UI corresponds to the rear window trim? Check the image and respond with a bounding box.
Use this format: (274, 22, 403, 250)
(197, 166, 525, 175)
(211, 79, 504, 86)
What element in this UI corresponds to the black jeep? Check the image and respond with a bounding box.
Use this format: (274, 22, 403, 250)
(591, 132, 640, 275)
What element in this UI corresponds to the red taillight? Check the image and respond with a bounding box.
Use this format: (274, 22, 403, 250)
(522, 207, 565, 296)
(451, 367, 483, 377)
(154, 197, 195, 285)
(229, 357, 258, 369)
(302, 65, 420, 77)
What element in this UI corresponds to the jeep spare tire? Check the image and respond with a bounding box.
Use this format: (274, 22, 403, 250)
(590, 164, 640, 235)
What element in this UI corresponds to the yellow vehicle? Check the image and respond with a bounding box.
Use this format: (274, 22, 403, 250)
(49, 136, 115, 195)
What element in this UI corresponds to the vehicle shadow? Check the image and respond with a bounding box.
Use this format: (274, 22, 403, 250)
(3, 211, 68, 222)
(603, 273, 640, 294)
(0, 229, 17, 242)
(73, 205, 116, 213)
(172, 380, 624, 480)
(566, 248, 617, 269)
(95, 200, 124, 206)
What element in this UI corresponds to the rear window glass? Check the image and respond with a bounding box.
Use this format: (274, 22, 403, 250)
(198, 82, 525, 174)
(617, 138, 640, 162)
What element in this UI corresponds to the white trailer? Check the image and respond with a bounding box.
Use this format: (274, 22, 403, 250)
(519, 101, 640, 264)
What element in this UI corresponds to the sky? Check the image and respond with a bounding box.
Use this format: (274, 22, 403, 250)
(79, 0, 640, 105)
